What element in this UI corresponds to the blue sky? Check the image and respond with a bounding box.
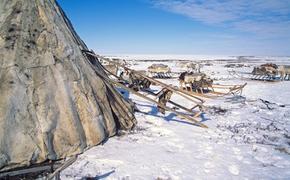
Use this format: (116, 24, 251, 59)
(58, 0, 290, 56)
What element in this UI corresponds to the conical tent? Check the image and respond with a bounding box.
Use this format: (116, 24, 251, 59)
(0, 0, 136, 171)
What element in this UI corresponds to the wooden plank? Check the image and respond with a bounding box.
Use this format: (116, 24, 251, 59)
(0, 163, 62, 178)
(142, 89, 200, 115)
(137, 73, 205, 104)
(0, 166, 52, 177)
(47, 155, 77, 180)
(112, 79, 207, 128)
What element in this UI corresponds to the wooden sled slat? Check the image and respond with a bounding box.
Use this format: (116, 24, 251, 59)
(0, 156, 76, 180)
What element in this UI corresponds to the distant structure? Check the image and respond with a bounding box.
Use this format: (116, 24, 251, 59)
(251, 63, 290, 81)
(147, 64, 172, 78)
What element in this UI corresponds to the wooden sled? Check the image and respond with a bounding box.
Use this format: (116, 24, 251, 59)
(83, 51, 208, 128)
(181, 83, 247, 99)
(228, 70, 290, 82)
(148, 64, 172, 79)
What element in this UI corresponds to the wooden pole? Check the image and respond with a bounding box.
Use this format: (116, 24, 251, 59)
(111, 80, 208, 128)
(47, 156, 77, 180)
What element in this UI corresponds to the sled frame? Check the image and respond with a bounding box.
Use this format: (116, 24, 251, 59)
(228, 70, 290, 82)
(180, 83, 247, 99)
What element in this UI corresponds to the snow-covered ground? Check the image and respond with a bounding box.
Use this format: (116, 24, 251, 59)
(106, 54, 290, 62)
(61, 56, 290, 180)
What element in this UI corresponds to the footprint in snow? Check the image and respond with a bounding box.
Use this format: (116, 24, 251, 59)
(199, 143, 213, 155)
(228, 165, 240, 175)
(232, 147, 241, 155)
(165, 142, 184, 153)
(236, 155, 243, 161)
(203, 161, 216, 174)
(232, 147, 243, 161)
(204, 146, 213, 155)
(204, 161, 215, 169)
(204, 169, 211, 173)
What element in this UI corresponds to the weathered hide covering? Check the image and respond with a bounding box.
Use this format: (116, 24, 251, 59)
(0, 0, 136, 171)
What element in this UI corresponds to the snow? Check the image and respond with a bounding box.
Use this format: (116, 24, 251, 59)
(106, 54, 290, 61)
(105, 54, 235, 61)
(61, 56, 290, 180)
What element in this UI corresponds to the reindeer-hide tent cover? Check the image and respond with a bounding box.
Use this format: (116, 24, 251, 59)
(0, 0, 136, 171)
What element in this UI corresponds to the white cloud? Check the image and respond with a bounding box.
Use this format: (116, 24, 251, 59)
(232, 20, 290, 37)
(151, 0, 290, 37)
